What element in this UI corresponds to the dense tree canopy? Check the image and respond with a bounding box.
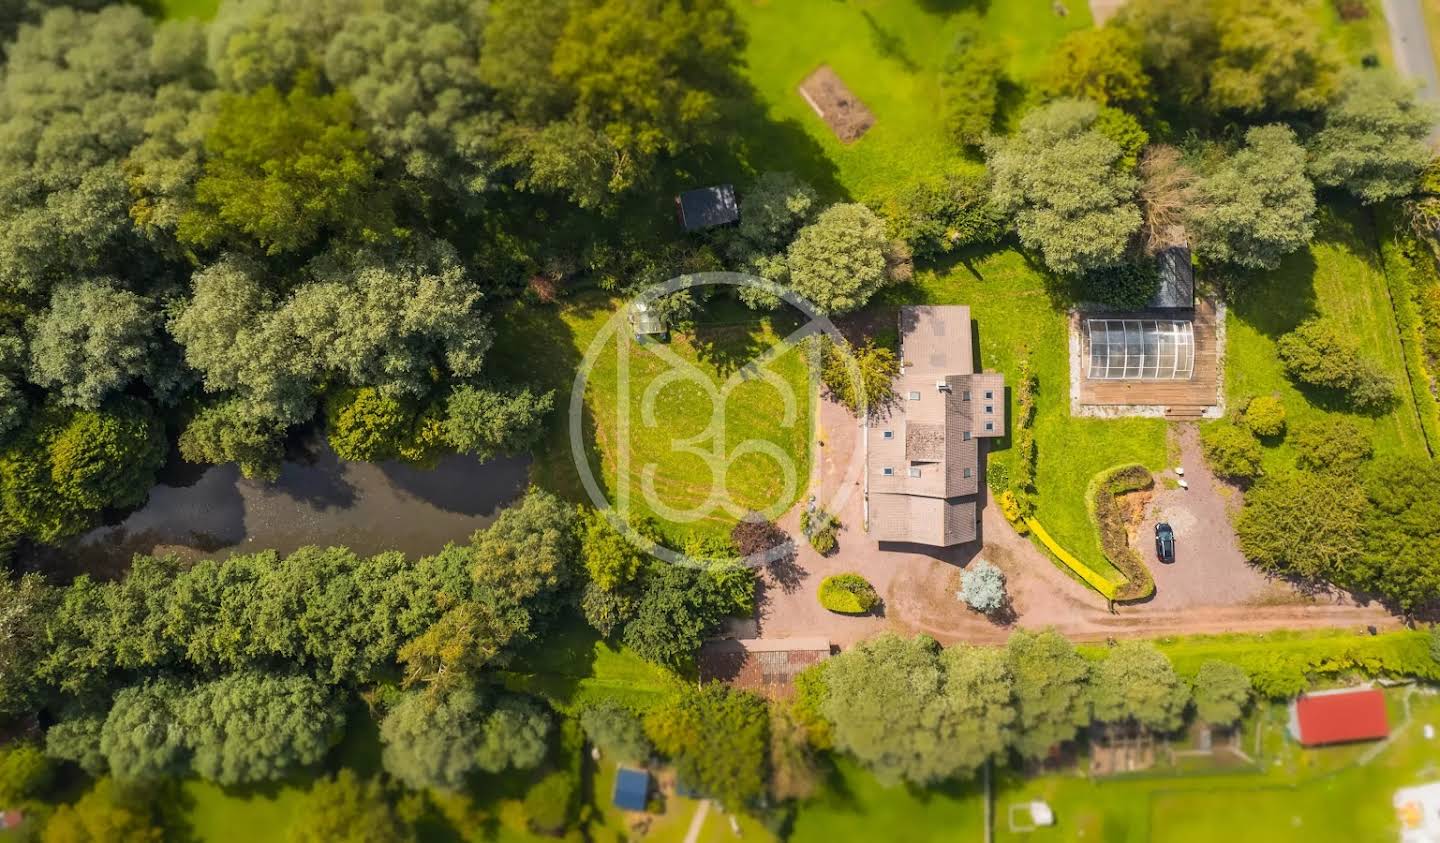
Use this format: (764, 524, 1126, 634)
(987, 99, 1141, 275)
(1117, 0, 1339, 117)
(1190, 125, 1315, 269)
(645, 683, 768, 808)
(1308, 70, 1435, 204)
(1089, 642, 1190, 732)
(1005, 629, 1091, 759)
(820, 634, 1012, 785)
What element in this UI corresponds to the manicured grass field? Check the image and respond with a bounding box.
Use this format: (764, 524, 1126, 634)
(790, 757, 986, 843)
(992, 686, 1440, 843)
(882, 248, 1168, 584)
(732, 0, 1091, 206)
(492, 293, 814, 544)
(1226, 206, 1430, 472)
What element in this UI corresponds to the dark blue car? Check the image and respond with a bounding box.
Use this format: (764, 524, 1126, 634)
(1155, 522, 1176, 563)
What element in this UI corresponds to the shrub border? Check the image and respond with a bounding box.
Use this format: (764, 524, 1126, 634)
(1086, 463, 1157, 602)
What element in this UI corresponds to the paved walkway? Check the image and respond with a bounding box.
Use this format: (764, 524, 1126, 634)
(755, 395, 1396, 648)
(1383, 0, 1440, 132)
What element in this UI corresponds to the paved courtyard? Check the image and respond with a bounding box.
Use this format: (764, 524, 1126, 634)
(756, 395, 1394, 647)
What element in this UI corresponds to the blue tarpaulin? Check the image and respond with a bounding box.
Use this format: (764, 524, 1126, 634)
(613, 766, 650, 812)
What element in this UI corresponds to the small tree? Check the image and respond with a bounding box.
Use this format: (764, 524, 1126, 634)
(579, 702, 651, 764)
(1278, 318, 1396, 411)
(1191, 660, 1252, 726)
(816, 336, 897, 418)
(1200, 422, 1263, 481)
(1308, 70, 1435, 204)
(1038, 26, 1153, 113)
(1089, 641, 1190, 732)
(1293, 418, 1373, 474)
(786, 204, 892, 315)
(1241, 395, 1286, 438)
(958, 561, 1007, 614)
(645, 684, 769, 808)
(1190, 124, 1315, 270)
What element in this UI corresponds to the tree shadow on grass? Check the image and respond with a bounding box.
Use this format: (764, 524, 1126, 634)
(915, 0, 991, 15)
(1225, 248, 1320, 340)
(690, 78, 848, 204)
(862, 10, 919, 73)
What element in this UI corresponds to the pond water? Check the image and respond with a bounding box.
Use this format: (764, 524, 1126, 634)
(35, 434, 530, 577)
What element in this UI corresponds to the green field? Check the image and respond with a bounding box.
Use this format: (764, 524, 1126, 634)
(995, 687, 1437, 843)
(1226, 206, 1431, 472)
(146, 0, 220, 20)
(732, 0, 1091, 205)
(881, 249, 1168, 585)
(492, 293, 814, 544)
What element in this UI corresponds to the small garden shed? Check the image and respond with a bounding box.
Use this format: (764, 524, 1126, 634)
(676, 185, 739, 231)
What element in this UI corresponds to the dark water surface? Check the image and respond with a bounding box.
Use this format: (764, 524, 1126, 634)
(45, 436, 530, 575)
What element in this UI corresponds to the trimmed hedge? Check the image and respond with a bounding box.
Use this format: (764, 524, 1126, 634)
(1083, 629, 1440, 699)
(1377, 207, 1440, 455)
(1025, 518, 1120, 600)
(818, 574, 878, 614)
(1087, 464, 1156, 601)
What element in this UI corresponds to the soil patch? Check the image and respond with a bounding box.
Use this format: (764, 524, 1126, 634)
(798, 65, 875, 143)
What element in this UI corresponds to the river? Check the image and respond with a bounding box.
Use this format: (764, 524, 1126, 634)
(32, 434, 530, 577)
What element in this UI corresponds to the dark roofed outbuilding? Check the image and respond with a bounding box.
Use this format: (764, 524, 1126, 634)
(1150, 245, 1195, 309)
(677, 185, 739, 231)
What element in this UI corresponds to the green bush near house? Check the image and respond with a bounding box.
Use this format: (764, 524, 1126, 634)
(1242, 395, 1288, 438)
(1200, 421, 1264, 480)
(818, 574, 878, 614)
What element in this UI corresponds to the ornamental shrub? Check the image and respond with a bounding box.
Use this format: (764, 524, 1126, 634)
(1200, 422, 1263, 481)
(818, 574, 877, 614)
(958, 561, 1007, 613)
(1242, 395, 1287, 438)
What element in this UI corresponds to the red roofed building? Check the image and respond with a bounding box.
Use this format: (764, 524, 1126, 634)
(1287, 687, 1390, 747)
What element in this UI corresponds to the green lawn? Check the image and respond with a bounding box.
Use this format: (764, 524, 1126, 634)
(501, 620, 685, 714)
(992, 686, 1440, 843)
(732, 0, 1091, 206)
(144, 0, 220, 20)
(1315, 0, 1394, 67)
(881, 248, 1168, 584)
(790, 757, 986, 843)
(1226, 206, 1430, 473)
(492, 293, 813, 545)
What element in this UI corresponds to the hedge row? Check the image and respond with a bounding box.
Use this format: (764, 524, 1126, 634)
(1024, 517, 1120, 600)
(1117, 629, 1440, 699)
(1377, 208, 1440, 456)
(1088, 464, 1156, 602)
(1012, 359, 1038, 499)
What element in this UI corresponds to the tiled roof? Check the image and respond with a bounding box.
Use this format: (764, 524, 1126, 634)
(866, 306, 1003, 546)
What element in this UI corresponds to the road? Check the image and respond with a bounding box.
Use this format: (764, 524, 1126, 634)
(1382, 0, 1440, 138)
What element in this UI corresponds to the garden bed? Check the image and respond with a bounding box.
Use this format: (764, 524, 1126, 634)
(798, 65, 875, 143)
(1088, 463, 1156, 601)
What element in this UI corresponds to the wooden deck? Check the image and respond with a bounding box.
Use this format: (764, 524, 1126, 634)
(1076, 298, 1220, 410)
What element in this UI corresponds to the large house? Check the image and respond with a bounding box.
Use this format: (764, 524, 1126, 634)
(867, 306, 1005, 546)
